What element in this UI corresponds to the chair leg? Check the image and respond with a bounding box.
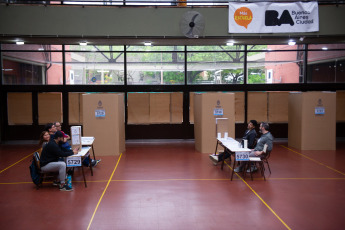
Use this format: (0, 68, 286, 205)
(266, 161, 271, 174)
(249, 162, 253, 181)
(259, 162, 266, 181)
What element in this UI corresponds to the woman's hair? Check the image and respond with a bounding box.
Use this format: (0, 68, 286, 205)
(38, 131, 49, 147)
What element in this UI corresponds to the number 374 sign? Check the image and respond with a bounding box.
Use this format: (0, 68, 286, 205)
(235, 152, 250, 161)
(66, 157, 82, 167)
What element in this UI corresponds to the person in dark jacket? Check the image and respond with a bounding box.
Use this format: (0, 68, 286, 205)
(209, 120, 258, 165)
(40, 131, 78, 191)
(234, 122, 274, 173)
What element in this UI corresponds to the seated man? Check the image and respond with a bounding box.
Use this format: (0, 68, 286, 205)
(44, 123, 57, 140)
(54, 121, 70, 141)
(54, 121, 72, 151)
(40, 131, 79, 191)
(209, 120, 258, 166)
(234, 122, 274, 173)
(54, 121, 100, 167)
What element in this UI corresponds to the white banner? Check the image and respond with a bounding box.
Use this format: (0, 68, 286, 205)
(228, 2, 319, 33)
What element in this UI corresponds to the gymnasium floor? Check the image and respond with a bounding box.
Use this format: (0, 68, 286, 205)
(0, 140, 345, 230)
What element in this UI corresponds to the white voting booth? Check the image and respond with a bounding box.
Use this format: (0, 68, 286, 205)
(66, 126, 83, 167)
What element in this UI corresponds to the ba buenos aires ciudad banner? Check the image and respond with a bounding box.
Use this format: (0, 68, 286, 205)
(228, 2, 319, 33)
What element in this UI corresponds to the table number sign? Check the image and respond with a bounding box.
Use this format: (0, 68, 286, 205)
(235, 151, 250, 161)
(66, 156, 82, 167)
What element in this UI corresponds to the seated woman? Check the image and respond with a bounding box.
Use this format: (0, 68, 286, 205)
(38, 131, 50, 155)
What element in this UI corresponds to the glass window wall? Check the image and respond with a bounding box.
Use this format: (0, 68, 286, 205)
(126, 52, 185, 85)
(65, 45, 125, 85)
(307, 44, 345, 83)
(187, 51, 244, 84)
(2, 51, 63, 85)
(247, 45, 304, 84)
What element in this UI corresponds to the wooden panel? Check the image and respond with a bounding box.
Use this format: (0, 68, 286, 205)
(268, 92, 289, 123)
(171, 92, 183, 124)
(127, 93, 150, 124)
(69, 92, 81, 124)
(235, 92, 244, 123)
(288, 93, 303, 149)
(150, 93, 170, 123)
(38, 93, 62, 125)
(337, 91, 345, 121)
(248, 92, 268, 122)
(189, 92, 194, 124)
(7, 92, 33, 125)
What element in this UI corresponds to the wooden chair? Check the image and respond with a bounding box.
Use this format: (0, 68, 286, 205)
(33, 151, 57, 189)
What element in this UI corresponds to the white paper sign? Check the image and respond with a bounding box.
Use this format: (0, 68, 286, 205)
(70, 126, 82, 149)
(228, 2, 319, 33)
(66, 156, 82, 167)
(235, 151, 250, 161)
(72, 135, 80, 145)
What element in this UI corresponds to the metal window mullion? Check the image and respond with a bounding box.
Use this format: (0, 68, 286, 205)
(124, 45, 128, 139)
(244, 45, 248, 124)
(62, 45, 66, 85)
(303, 44, 308, 87)
(183, 45, 189, 125)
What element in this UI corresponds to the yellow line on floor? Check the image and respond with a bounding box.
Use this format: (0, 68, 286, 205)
(87, 153, 122, 230)
(281, 145, 345, 176)
(111, 178, 231, 182)
(267, 177, 345, 180)
(0, 150, 37, 174)
(225, 162, 291, 230)
(0, 182, 33, 185)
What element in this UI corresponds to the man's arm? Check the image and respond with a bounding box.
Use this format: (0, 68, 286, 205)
(52, 144, 74, 157)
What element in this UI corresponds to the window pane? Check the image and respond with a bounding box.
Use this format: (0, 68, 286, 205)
(308, 44, 345, 50)
(127, 52, 185, 85)
(65, 51, 124, 85)
(307, 54, 345, 83)
(307, 44, 345, 82)
(1, 44, 62, 51)
(247, 49, 304, 84)
(187, 51, 244, 84)
(187, 45, 245, 51)
(2, 51, 63, 85)
(67, 45, 124, 52)
(126, 46, 184, 52)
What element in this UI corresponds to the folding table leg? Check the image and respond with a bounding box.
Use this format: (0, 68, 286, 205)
(214, 140, 219, 155)
(230, 158, 237, 181)
(91, 144, 96, 160)
(88, 155, 94, 176)
(81, 164, 87, 188)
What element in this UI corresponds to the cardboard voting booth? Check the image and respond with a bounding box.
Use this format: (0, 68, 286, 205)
(70, 126, 82, 151)
(288, 92, 336, 150)
(194, 92, 235, 153)
(82, 93, 125, 156)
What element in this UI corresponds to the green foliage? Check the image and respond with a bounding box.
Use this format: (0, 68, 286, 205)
(248, 68, 266, 83)
(163, 71, 184, 84)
